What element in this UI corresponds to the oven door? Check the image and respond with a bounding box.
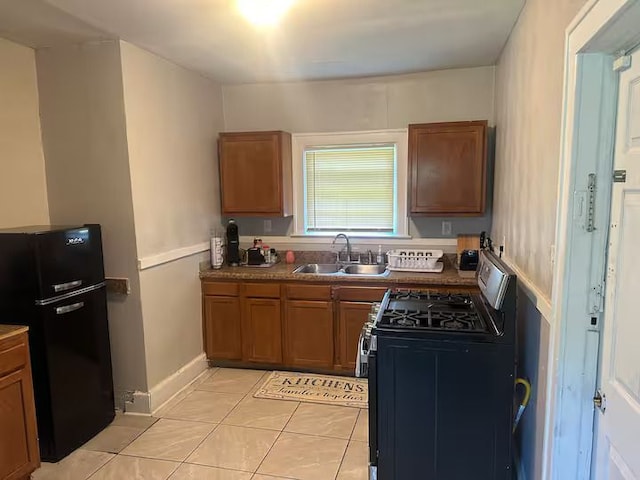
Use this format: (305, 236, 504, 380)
(368, 346, 378, 471)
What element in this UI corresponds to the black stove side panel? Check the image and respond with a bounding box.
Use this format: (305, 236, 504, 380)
(377, 335, 515, 480)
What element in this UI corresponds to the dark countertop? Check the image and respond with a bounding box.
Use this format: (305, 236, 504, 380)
(0, 324, 28, 342)
(200, 257, 478, 287)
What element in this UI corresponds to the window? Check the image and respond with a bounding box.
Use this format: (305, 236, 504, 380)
(305, 145, 396, 232)
(292, 130, 408, 237)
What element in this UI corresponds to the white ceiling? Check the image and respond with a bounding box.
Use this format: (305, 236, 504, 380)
(2, 0, 525, 84)
(0, 0, 109, 48)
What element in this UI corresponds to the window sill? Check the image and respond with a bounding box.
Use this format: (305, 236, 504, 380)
(290, 233, 412, 240)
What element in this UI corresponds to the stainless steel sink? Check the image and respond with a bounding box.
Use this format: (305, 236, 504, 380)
(292, 264, 342, 274)
(343, 264, 389, 276)
(292, 263, 389, 276)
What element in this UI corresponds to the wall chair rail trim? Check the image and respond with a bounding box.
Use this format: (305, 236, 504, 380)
(138, 242, 210, 270)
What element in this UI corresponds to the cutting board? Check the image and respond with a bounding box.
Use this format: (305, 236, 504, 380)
(457, 234, 481, 257)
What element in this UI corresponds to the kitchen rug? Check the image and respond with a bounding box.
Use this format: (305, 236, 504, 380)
(253, 371, 367, 408)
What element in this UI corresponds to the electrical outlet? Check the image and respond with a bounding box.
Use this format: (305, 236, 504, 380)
(442, 221, 452, 236)
(105, 277, 130, 295)
(264, 219, 272, 233)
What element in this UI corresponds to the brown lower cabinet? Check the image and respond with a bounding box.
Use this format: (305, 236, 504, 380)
(242, 298, 282, 364)
(283, 300, 334, 369)
(336, 286, 388, 371)
(201, 279, 476, 373)
(203, 296, 242, 360)
(338, 302, 375, 371)
(0, 329, 40, 480)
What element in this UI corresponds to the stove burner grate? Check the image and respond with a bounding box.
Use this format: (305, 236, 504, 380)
(379, 292, 488, 332)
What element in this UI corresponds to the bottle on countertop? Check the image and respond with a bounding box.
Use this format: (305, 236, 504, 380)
(376, 245, 384, 265)
(225, 219, 240, 266)
(210, 229, 223, 269)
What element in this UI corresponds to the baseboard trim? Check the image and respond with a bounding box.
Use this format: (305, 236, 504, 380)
(122, 353, 208, 415)
(124, 390, 151, 415)
(149, 353, 208, 413)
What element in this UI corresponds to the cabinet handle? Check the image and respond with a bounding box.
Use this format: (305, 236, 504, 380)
(55, 302, 85, 315)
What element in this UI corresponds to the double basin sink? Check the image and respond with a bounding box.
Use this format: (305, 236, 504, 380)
(293, 263, 389, 277)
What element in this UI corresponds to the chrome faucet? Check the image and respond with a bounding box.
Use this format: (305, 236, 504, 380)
(332, 233, 351, 263)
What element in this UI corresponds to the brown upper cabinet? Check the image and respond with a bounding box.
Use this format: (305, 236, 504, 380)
(219, 131, 293, 216)
(408, 121, 487, 216)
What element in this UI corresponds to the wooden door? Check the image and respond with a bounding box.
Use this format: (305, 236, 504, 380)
(338, 301, 374, 371)
(594, 47, 640, 480)
(203, 296, 242, 360)
(0, 334, 39, 480)
(219, 131, 291, 215)
(409, 121, 487, 215)
(284, 300, 334, 368)
(241, 298, 282, 364)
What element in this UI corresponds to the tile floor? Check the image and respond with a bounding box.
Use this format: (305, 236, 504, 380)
(32, 368, 369, 480)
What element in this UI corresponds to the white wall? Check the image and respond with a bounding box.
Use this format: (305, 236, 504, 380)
(493, 0, 587, 298)
(36, 41, 148, 399)
(492, 0, 587, 477)
(223, 66, 496, 239)
(120, 41, 224, 260)
(0, 38, 49, 228)
(223, 67, 495, 133)
(138, 253, 209, 392)
(119, 41, 225, 391)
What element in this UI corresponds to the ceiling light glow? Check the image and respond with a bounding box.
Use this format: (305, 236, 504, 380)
(237, 0, 295, 27)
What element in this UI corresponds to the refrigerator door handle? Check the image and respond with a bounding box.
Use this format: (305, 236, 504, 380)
(53, 280, 83, 292)
(55, 302, 85, 315)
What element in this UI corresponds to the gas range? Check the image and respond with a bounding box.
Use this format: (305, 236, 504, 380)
(358, 250, 518, 480)
(377, 291, 488, 333)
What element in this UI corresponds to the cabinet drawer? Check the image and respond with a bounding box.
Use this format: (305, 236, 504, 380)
(242, 283, 281, 298)
(285, 284, 332, 300)
(337, 286, 387, 302)
(0, 333, 28, 378)
(202, 281, 239, 297)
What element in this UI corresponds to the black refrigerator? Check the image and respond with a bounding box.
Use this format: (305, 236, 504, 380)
(0, 224, 115, 462)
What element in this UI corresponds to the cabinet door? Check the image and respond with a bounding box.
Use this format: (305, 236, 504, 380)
(284, 300, 334, 368)
(203, 296, 242, 360)
(0, 368, 39, 480)
(338, 301, 373, 371)
(409, 121, 487, 215)
(241, 298, 282, 364)
(219, 131, 291, 215)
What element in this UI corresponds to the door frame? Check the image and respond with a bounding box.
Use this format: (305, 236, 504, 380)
(546, 1, 640, 479)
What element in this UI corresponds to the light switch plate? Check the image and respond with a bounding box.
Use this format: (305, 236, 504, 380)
(442, 221, 452, 236)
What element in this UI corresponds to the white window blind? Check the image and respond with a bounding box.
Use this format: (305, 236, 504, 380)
(304, 144, 396, 233)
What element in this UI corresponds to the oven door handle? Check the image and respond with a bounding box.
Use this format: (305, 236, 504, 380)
(355, 325, 369, 378)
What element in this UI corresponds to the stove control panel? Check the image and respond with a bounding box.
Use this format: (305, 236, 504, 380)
(478, 250, 513, 310)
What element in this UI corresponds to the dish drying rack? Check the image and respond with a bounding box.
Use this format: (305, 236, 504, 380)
(386, 249, 444, 273)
